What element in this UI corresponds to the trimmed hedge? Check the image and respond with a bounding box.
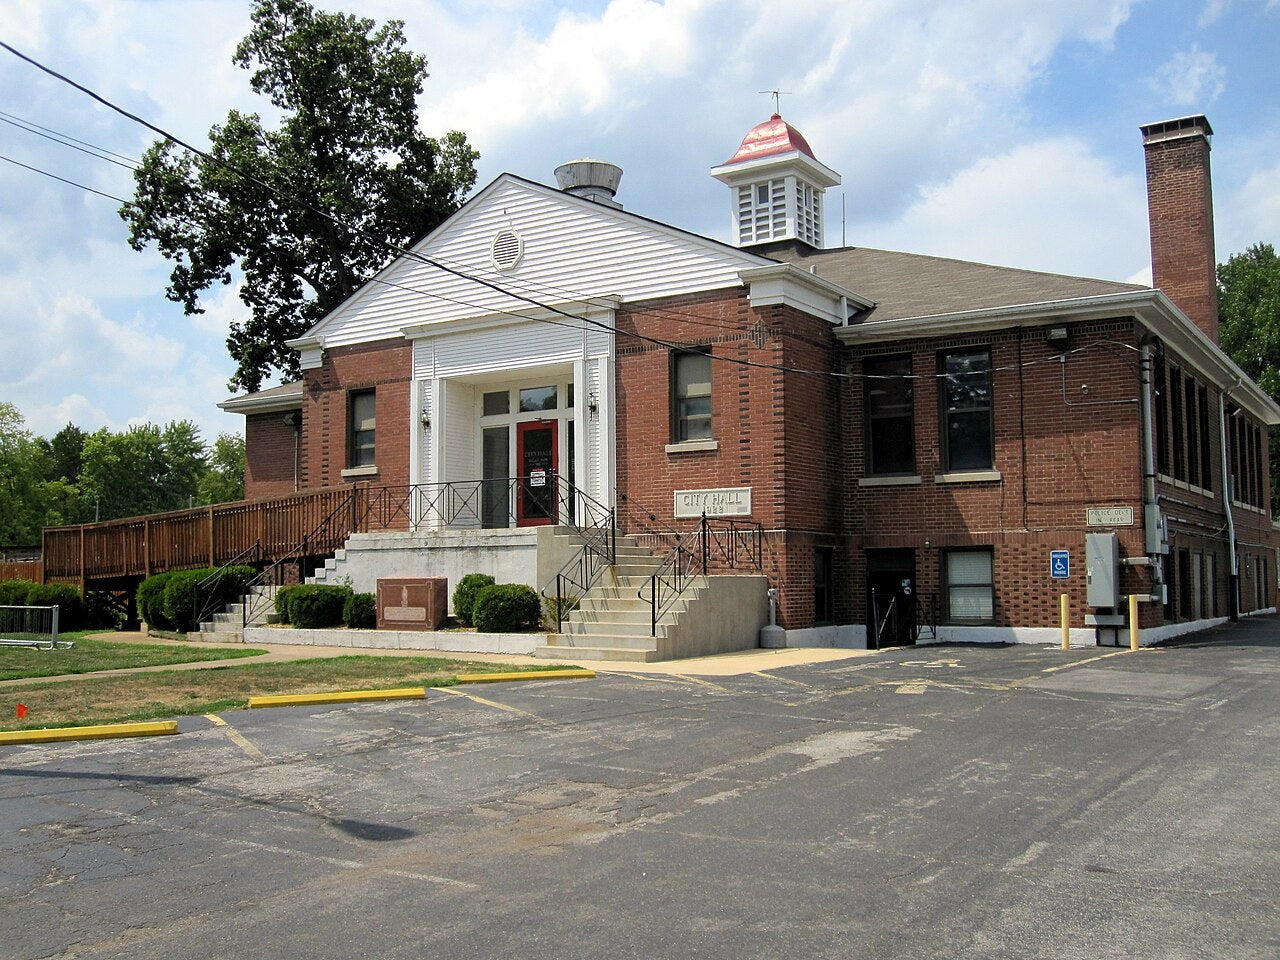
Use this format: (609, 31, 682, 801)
(471, 583, 541, 633)
(136, 566, 257, 633)
(452, 573, 496, 627)
(0, 578, 37, 606)
(343, 592, 377, 629)
(274, 585, 299, 623)
(136, 572, 176, 629)
(24, 583, 86, 631)
(285, 585, 351, 629)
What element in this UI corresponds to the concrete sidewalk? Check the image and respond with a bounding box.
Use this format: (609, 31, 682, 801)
(0, 631, 873, 686)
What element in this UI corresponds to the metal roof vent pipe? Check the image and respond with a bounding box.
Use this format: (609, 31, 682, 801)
(554, 159, 623, 209)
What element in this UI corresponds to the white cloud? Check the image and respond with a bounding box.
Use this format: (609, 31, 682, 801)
(863, 137, 1150, 282)
(1150, 45, 1227, 107)
(1200, 0, 1280, 27)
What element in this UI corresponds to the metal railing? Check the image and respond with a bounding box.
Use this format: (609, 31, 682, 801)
(641, 514, 764, 636)
(179, 475, 615, 632)
(870, 591, 939, 648)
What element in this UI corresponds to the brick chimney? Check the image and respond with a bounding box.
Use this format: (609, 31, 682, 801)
(1141, 115, 1219, 343)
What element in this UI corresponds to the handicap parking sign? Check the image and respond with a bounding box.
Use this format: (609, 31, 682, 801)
(1050, 550, 1070, 579)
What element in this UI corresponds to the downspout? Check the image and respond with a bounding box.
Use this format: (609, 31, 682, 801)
(1138, 336, 1162, 603)
(1219, 387, 1240, 621)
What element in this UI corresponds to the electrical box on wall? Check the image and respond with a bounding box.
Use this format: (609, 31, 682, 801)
(1145, 502, 1168, 555)
(1087, 532, 1120, 608)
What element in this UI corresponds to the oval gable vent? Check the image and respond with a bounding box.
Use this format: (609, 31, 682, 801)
(490, 229, 524, 271)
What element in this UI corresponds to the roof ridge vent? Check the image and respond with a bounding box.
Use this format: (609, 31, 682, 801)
(554, 159, 623, 209)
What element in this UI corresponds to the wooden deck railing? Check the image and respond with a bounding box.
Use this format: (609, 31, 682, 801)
(41, 486, 374, 587)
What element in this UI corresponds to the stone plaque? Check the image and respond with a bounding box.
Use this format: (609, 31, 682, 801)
(376, 577, 447, 631)
(1086, 506, 1134, 527)
(674, 487, 752, 518)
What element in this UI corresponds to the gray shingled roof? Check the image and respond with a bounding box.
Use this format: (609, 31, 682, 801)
(766, 244, 1147, 322)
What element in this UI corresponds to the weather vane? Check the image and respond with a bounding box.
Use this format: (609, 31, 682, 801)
(758, 89, 791, 115)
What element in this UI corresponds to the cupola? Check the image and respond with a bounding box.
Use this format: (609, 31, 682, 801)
(711, 114, 840, 249)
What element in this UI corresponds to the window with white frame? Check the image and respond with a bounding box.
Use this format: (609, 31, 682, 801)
(945, 549, 994, 622)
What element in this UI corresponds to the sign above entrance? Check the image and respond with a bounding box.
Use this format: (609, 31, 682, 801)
(674, 487, 752, 518)
(1086, 506, 1134, 527)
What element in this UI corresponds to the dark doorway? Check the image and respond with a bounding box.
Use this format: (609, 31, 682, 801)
(516, 420, 557, 526)
(867, 549, 917, 649)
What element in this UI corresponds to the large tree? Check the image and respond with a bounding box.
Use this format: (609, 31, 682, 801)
(122, 0, 478, 393)
(1218, 241, 1280, 515)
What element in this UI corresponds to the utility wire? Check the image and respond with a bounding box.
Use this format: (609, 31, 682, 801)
(0, 108, 139, 164)
(0, 111, 137, 169)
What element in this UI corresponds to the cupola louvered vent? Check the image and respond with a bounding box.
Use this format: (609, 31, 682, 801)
(490, 229, 524, 270)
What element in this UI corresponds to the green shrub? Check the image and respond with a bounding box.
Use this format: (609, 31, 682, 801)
(286, 585, 351, 629)
(343, 592, 377, 629)
(137, 572, 176, 629)
(452, 573, 496, 626)
(161, 570, 206, 633)
(156, 565, 258, 633)
(25, 583, 86, 631)
(0, 579, 35, 606)
(274, 584, 299, 623)
(472, 583, 541, 633)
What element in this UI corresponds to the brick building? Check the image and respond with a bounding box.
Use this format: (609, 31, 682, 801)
(223, 113, 1278, 652)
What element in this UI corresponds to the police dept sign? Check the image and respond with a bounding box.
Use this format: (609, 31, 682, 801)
(674, 487, 752, 518)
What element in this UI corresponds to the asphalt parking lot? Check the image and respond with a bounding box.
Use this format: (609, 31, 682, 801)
(2, 620, 1278, 960)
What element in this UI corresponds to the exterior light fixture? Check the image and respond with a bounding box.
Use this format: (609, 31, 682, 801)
(1046, 326, 1070, 347)
(587, 391, 599, 414)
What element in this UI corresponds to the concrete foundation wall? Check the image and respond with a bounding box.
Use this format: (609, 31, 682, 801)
(313, 529, 541, 612)
(660, 575, 769, 659)
(243, 625, 542, 655)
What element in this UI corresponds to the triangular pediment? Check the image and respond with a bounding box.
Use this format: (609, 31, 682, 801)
(308, 175, 773, 348)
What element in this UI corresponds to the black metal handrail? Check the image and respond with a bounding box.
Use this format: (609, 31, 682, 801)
(870, 590, 939, 648)
(192, 539, 261, 629)
(238, 490, 360, 628)
(640, 514, 764, 636)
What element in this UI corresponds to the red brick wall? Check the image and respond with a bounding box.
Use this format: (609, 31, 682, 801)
(244, 411, 299, 500)
(300, 339, 412, 490)
(846, 321, 1157, 631)
(1145, 130, 1219, 343)
(614, 288, 843, 627)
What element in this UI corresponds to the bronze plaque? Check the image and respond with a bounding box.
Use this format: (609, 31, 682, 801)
(376, 578, 447, 631)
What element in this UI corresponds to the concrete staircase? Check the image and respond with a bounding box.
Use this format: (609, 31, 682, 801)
(536, 536, 707, 662)
(308, 547, 348, 585)
(194, 584, 281, 644)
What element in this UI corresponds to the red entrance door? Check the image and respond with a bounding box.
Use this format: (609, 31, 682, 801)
(516, 420, 558, 526)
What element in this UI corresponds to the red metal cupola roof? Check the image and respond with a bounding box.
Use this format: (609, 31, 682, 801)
(722, 113, 817, 165)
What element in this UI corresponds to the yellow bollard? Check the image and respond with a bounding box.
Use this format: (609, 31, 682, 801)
(1060, 593, 1069, 650)
(1129, 593, 1140, 651)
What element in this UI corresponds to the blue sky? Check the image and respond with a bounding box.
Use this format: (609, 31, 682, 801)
(1, 0, 1277, 443)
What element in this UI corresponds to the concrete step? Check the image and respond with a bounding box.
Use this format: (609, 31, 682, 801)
(570, 608, 668, 626)
(561, 620, 670, 639)
(577, 595, 682, 613)
(547, 631, 663, 650)
(535, 643, 659, 663)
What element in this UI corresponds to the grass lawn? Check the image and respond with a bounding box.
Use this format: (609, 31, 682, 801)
(0, 656, 578, 731)
(0, 632, 265, 682)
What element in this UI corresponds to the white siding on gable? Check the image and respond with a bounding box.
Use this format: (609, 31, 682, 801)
(313, 178, 762, 348)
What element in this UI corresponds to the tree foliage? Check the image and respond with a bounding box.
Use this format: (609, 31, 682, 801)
(0, 406, 247, 545)
(1218, 242, 1280, 515)
(122, 0, 478, 393)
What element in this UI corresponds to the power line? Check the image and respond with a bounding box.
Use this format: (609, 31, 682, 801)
(0, 110, 138, 169)
(0, 152, 130, 204)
